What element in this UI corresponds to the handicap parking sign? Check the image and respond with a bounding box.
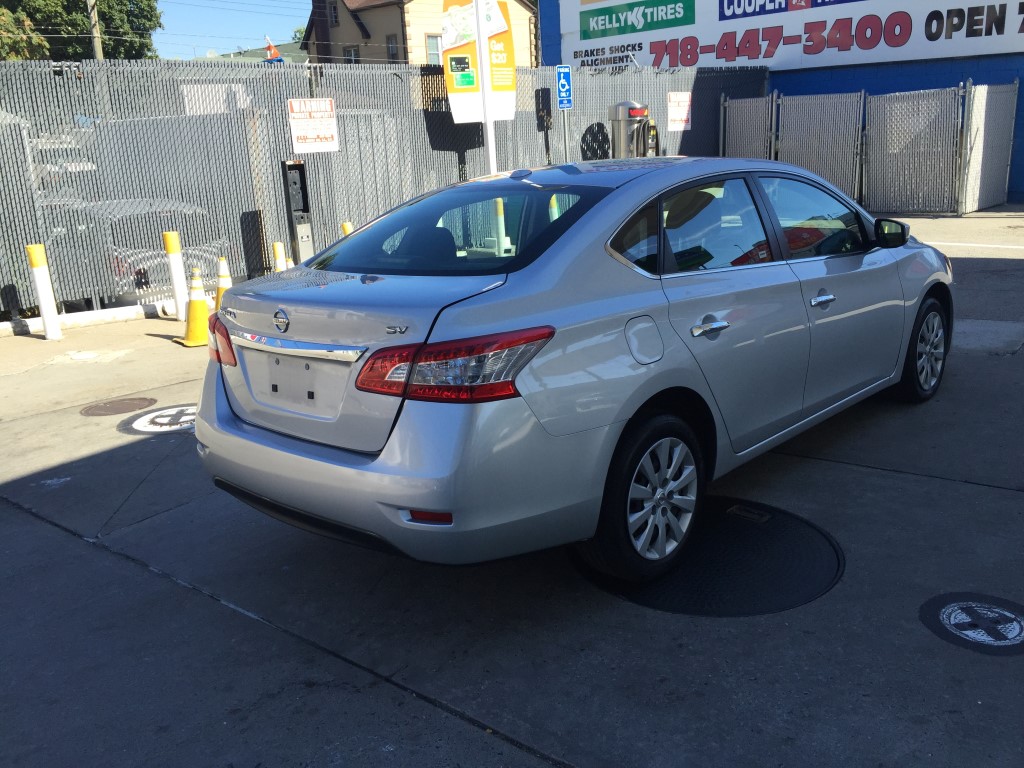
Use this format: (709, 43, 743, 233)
(556, 65, 573, 111)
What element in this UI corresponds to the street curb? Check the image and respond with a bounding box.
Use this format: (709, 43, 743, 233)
(0, 302, 175, 338)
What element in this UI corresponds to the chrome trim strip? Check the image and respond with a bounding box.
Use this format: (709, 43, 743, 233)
(230, 332, 367, 363)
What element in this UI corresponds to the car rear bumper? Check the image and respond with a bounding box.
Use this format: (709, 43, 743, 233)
(195, 363, 616, 564)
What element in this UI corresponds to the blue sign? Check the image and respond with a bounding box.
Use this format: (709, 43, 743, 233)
(556, 65, 573, 110)
(719, 0, 866, 22)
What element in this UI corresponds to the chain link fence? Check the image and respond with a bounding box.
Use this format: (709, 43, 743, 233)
(723, 81, 1017, 214)
(777, 91, 863, 201)
(0, 60, 766, 317)
(958, 79, 1020, 215)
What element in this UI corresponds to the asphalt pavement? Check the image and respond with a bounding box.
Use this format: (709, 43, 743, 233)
(1, 207, 1023, 768)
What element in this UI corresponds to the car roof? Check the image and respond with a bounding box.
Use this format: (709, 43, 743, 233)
(464, 157, 816, 190)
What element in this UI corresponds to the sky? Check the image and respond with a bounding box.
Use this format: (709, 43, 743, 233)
(153, 0, 311, 59)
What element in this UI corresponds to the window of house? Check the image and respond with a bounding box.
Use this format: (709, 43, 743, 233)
(426, 35, 441, 65)
(386, 34, 399, 63)
(329, 2, 339, 26)
(342, 46, 359, 64)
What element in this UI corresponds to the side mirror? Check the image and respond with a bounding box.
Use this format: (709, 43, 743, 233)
(875, 218, 909, 248)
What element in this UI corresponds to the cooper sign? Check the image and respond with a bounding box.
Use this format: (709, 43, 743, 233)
(562, 0, 1024, 70)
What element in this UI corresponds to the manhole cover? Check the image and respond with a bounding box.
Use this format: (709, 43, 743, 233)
(81, 397, 158, 417)
(117, 404, 197, 435)
(920, 593, 1024, 656)
(587, 496, 844, 617)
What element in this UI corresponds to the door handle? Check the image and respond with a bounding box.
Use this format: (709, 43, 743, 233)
(690, 320, 731, 338)
(810, 294, 836, 308)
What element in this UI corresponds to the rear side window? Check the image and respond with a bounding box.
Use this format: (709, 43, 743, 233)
(307, 183, 608, 276)
(608, 203, 659, 273)
(759, 176, 866, 259)
(662, 178, 773, 273)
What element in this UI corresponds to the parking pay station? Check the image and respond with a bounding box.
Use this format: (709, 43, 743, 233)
(609, 101, 660, 159)
(281, 159, 315, 263)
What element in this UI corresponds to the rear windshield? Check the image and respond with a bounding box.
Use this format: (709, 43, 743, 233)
(307, 182, 609, 276)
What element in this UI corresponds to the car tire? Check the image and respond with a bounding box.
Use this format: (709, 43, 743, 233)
(577, 414, 705, 583)
(895, 297, 949, 403)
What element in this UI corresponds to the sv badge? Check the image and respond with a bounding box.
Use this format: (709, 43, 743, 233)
(386, 326, 409, 335)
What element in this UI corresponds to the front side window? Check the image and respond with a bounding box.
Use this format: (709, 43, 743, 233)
(662, 178, 773, 273)
(759, 176, 866, 259)
(308, 183, 608, 276)
(386, 34, 399, 63)
(329, 2, 339, 26)
(342, 46, 359, 64)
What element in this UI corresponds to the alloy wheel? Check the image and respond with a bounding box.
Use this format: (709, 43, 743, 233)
(916, 311, 946, 392)
(627, 437, 698, 560)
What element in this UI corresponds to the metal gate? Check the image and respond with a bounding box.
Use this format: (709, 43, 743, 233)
(959, 79, 1020, 214)
(722, 93, 774, 160)
(777, 92, 864, 200)
(863, 88, 962, 213)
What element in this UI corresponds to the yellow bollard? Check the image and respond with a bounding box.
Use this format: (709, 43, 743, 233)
(215, 257, 232, 311)
(162, 231, 189, 321)
(26, 244, 63, 340)
(285, 257, 295, 270)
(548, 194, 561, 223)
(173, 268, 210, 348)
(341, 221, 354, 236)
(272, 241, 287, 272)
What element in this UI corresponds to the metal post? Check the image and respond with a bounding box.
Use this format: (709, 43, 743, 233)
(86, 0, 104, 60)
(719, 93, 726, 157)
(1005, 79, 1020, 206)
(473, 0, 497, 175)
(561, 108, 570, 164)
(955, 81, 969, 214)
(854, 90, 865, 204)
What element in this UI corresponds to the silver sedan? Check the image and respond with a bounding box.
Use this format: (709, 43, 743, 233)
(196, 158, 953, 582)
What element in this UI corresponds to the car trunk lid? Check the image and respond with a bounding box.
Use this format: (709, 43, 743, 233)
(217, 268, 503, 452)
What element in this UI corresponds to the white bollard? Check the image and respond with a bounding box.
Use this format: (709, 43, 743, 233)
(162, 231, 189, 322)
(26, 244, 62, 341)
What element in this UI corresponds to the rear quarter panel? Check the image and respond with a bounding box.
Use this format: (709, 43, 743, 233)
(428, 195, 724, 441)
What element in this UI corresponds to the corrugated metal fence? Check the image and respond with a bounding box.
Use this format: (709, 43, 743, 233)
(723, 81, 1018, 215)
(0, 60, 766, 316)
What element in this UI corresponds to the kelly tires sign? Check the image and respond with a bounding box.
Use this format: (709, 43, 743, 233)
(561, 0, 1024, 70)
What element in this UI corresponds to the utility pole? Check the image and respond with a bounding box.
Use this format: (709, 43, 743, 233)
(86, 0, 104, 60)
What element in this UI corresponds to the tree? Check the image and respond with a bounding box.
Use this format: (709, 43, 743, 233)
(0, 0, 162, 59)
(291, 25, 305, 43)
(0, 6, 49, 58)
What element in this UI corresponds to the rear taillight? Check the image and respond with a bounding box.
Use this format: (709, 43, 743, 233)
(207, 314, 237, 367)
(355, 327, 554, 403)
(352, 344, 418, 396)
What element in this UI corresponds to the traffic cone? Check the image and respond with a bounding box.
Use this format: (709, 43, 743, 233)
(273, 241, 287, 272)
(174, 268, 210, 347)
(215, 256, 232, 311)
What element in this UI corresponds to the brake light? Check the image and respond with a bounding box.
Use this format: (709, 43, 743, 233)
(207, 314, 237, 367)
(355, 327, 554, 403)
(353, 344, 418, 396)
